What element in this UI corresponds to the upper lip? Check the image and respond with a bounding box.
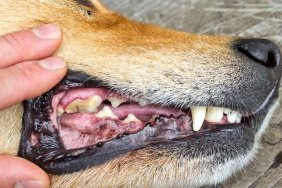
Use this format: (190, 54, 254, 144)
(18, 70, 278, 174)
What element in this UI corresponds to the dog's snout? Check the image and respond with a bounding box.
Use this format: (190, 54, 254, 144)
(236, 38, 281, 68)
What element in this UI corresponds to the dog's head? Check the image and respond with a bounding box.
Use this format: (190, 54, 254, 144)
(0, 0, 281, 187)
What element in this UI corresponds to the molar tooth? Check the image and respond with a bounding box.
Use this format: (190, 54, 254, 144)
(65, 99, 79, 113)
(78, 96, 102, 113)
(96, 106, 118, 119)
(191, 106, 207, 131)
(227, 111, 239, 123)
(108, 97, 127, 108)
(205, 107, 224, 122)
(123, 114, 141, 123)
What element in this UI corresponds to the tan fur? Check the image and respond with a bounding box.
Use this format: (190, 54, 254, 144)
(0, 0, 277, 187)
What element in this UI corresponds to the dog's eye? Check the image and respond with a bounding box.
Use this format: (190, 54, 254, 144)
(75, 0, 94, 8)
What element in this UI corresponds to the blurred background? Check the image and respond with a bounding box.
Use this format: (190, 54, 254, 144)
(102, 0, 282, 187)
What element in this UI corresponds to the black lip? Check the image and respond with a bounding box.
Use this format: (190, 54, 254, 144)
(18, 70, 277, 174)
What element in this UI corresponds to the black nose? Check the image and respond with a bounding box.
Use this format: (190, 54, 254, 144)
(235, 38, 281, 68)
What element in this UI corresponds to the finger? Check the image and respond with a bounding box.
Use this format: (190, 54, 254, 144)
(0, 155, 50, 188)
(0, 56, 67, 109)
(0, 24, 62, 69)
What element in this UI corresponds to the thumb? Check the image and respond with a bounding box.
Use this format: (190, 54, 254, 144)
(0, 155, 50, 188)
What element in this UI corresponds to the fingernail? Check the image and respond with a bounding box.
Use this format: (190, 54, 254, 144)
(32, 24, 61, 39)
(38, 56, 66, 70)
(15, 180, 44, 188)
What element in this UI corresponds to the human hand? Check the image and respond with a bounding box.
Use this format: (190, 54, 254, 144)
(0, 24, 67, 188)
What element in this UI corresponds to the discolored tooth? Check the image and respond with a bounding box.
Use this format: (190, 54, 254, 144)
(78, 96, 102, 113)
(65, 99, 79, 113)
(223, 108, 232, 115)
(96, 106, 118, 119)
(108, 97, 127, 108)
(123, 114, 141, 123)
(57, 107, 65, 116)
(191, 106, 207, 131)
(236, 113, 243, 123)
(205, 107, 224, 122)
(227, 111, 239, 123)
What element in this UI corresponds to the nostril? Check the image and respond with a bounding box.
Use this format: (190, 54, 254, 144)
(235, 38, 281, 68)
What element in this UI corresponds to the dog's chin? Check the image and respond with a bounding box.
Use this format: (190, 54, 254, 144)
(18, 70, 279, 186)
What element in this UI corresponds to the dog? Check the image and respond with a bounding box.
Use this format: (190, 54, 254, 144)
(0, 0, 281, 187)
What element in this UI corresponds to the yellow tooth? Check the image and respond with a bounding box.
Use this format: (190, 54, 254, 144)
(205, 107, 224, 122)
(96, 106, 118, 119)
(65, 96, 102, 113)
(123, 114, 141, 123)
(57, 107, 65, 116)
(108, 97, 127, 108)
(78, 96, 102, 113)
(65, 99, 80, 113)
(191, 106, 207, 131)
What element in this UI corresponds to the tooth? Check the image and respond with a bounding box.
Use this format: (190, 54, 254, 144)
(236, 113, 243, 123)
(223, 108, 232, 114)
(227, 111, 238, 123)
(65, 99, 79, 113)
(108, 97, 127, 108)
(138, 100, 147, 107)
(191, 106, 207, 131)
(123, 114, 141, 123)
(96, 106, 118, 119)
(65, 96, 102, 113)
(57, 107, 65, 116)
(78, 96, 102, 113)
(205, 107, 224, 122)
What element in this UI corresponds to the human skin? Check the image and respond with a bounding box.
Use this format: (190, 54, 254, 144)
(0, 24, 67, 188)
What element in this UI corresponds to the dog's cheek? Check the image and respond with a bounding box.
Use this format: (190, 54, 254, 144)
(0, 104, 22, 155)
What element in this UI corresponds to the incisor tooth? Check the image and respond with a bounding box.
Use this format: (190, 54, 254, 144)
(227, 111, 238, 123)
(123, 114, 141, 123)
(108, 97, 127, 108)
(96, 106, 118, 119)
(223, 108, 232, 114)
(191, 106, 207, 131)
(65, 96, 102, 113)
(236, 113, 243, 123)
(205, 107, 224, 122)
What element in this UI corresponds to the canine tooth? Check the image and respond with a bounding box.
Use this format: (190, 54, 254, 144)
(123, 114, 141, 123)
(78, 96, 102, 113)
(96, 106, 118, 119)
(57, 107, 65, 116)
(205, 107, 224, 122)
(223, 108, 232, 114)
(191, 106, 207, 131)
(227, 111, 239, 123)
(236, 113, 243, 123)
(108, 97, 127, 108)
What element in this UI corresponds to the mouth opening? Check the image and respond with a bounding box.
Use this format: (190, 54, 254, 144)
(19, 71, 274, 174)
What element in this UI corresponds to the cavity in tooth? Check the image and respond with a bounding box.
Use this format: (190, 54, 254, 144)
(108, 97, 127, 108)
(191, 106, 207, 131)
(123, 114, 141, 123)
(236, 113, 243, 123)
(223, 108, 232, 114)
(57, 107, 65, 116)
(227, 111, 239, 123)
(96, 106, 118, 119)
(205, 107, 224, 122)
(78, 96, 102, 113)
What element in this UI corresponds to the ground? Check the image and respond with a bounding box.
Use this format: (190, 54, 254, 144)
(102, 0, 282, 187)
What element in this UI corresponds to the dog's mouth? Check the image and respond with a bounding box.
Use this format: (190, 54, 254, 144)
(19, 71, 278, 174)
